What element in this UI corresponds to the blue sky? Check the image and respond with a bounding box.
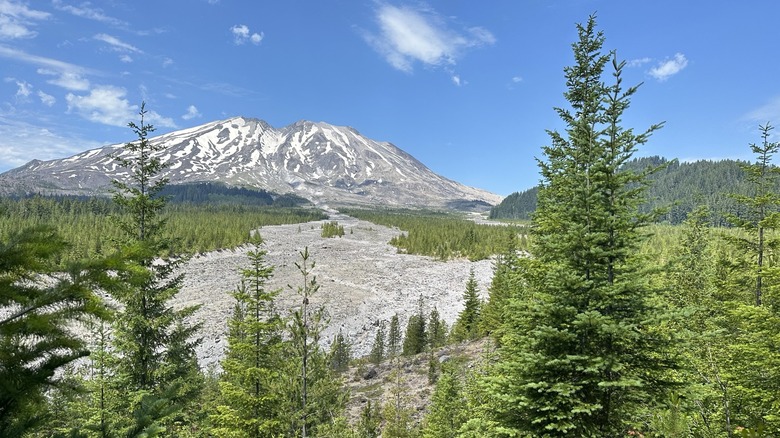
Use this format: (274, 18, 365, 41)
(1, 0, 779, 196)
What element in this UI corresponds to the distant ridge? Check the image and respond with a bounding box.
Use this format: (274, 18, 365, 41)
(490, 156, 759, 225)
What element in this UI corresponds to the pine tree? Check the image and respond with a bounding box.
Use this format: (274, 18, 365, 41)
(485, 15, 676, 436)
(402, 296, 427, 356)
(426, 308, 448, 349)
(108, 103, 202, 433)
(725, 123, 780, 306)
(0, 226, 109, 436)
(387, 314, 402, 358)
(422, 364, 467, 438)
(282, 247, 347, 437)
(479, 230, 522, 340)
(369, 321, 386, 364)
(210, 235, 285, 437)
(451, 269, 481, 342)
(330, 329, 352, 372)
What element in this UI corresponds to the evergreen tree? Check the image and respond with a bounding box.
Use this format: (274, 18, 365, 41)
(485, 15, 676, 436)
(421, 365, 467, 438)
(451, 269, 482, 342)
(725, 123, 780, 306)
(716, 124, 780, 432)
(210, 235, 285, 437)
(282, 247, 347, 437)
(0, 226, 109, 436)
(330, 329, 352, 373)
(426, 308, 448, 349)
(108, 103, 202, 433)
(480, 230, 522, 340)
(357, 399, 381, 438)
(369, 321, 386, 365)
(382, 368, 420, 438)
(387, 314, 402, 358)
(402, 296, 427, 356)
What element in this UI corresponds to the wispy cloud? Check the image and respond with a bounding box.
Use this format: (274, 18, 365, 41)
(743, 96, 780, 125)
(0, 115, 100, 171)
(120, 54, 133, 63)
(362, 3, 495, 74)
(162, 57, 173, 67)
(627, 57, 651, 68)
(37, 90, 55, 106)
(13, 79, 31, 98)
(94, 33, 143, 53)
(230, 24, 263, 45)
(0, 45, 93, 90)
(52, 0, 127, 27)
(66, 85, 176, 128)
(649, 53, 688, 81)
(0, 0, 50, 39)
(182, 104, 201, 120)
(37, 68, 90, 90)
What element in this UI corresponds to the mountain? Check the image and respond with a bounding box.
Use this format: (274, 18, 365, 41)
(490, 156, 759, 225)
(0, 117, 501, 210)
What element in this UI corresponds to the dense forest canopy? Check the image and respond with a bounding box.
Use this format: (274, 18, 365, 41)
(490, 156, 763, 225)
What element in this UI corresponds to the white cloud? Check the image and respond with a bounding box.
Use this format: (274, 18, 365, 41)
(182, 105, 201, 120)
(0, 45, 93, 90)
(363, 4, 495, 73)
(66, 85, 136, 127)
(230, 24, 263, 45)
(65, 85, 176, 129)
(37, 89, 55, 106)
(512, 76, 523, 83)
(451, 75, 461, 86)
(628, 57, 651, 68)
(0, 0, 50, 39)
(37, 68, 90, 91)
(14, 79, 31, 97)
(120, 54, 133, 63)
(649, 53, 688, 81)
(52, 0, 126, 27)
(162, 57, 173, 67)
(94, 33, 142, 53)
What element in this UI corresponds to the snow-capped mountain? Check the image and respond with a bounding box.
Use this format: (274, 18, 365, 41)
(0, 117, 501, 209)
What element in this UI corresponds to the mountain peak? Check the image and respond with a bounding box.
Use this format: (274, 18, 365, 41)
(0, 118, 501, 210)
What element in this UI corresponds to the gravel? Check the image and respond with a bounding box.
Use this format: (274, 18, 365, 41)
(174, 210, 495, 370)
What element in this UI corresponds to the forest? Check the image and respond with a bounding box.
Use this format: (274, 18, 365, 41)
(3, 15, 780, 438)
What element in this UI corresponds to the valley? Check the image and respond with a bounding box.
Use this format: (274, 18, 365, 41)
(178, 210, 495, 370)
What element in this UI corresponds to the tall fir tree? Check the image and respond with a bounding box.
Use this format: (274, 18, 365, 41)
(369, 321, 386, 364)
(421, 364, 467, 438)
(108, 103, 202, 434)
(485, 15, 677, 436)
(402, 296, 427, 356)
(210, 235, 286, 437)
(451, 269, 482, 342)
(479, 230, 523, 341)
(387, 314, 402, 358)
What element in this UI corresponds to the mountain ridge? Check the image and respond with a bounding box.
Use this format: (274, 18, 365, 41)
(0, 117, 501, 210)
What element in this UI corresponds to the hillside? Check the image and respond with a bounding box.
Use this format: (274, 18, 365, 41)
(490, 156, 758, 225)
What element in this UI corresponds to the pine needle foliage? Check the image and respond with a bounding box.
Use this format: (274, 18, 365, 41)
(485, 15, 678, 436)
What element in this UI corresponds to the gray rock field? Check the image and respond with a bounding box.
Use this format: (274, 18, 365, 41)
(175, 211, 495, 370)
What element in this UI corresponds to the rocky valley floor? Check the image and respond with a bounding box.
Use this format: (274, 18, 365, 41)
(175, 210, 496, 370)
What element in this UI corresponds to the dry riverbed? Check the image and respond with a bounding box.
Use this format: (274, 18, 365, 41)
(175, 211, 495, 369)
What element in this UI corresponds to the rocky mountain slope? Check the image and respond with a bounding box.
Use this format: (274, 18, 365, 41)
(0, 117, 501, 209)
